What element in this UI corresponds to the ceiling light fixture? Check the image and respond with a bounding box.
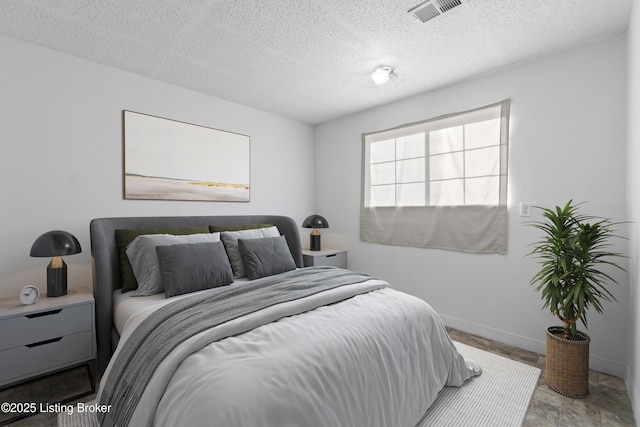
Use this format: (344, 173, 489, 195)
(371, 65, 397, 85)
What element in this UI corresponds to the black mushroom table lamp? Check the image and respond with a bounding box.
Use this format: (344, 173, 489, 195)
(30, 230, 82, 297)
(302, 215, 329, 251)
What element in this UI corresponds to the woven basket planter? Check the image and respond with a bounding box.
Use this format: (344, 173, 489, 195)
(545, 326, 590, 398)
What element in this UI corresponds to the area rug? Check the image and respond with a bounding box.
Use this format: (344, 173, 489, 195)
(59, 341, 540, 427)
(418, 341, 542, 427)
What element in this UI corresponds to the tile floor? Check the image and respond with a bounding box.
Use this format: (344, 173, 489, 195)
(1, 329, 636, 426)
(447, 328, 637, 427)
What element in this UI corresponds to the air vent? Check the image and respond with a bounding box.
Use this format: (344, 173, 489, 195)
(409, 0, 464, 23)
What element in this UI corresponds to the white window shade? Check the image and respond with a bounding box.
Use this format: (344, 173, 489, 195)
(360, 99, 510, 254)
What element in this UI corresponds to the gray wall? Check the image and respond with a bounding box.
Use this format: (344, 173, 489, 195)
(0, 35, 315, 300)
(626, 0, 640, 417)
(314, 34, 630, 377)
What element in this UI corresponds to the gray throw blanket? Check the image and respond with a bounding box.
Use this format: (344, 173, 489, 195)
(98, 266, 376, 426)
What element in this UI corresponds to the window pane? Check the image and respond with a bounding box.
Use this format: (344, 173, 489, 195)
(430, 152, 463, 180)
(465, 118, 500, 150)
(370, 184, 395, 207)
(397, 133, 425, 159)
(430, 179, 464, 206)
(370, 162, 395, 185)
(430, 126, 463, 155)
(465, 146, 500, 177)
(397, 183, 425, 206)
(396, 158, 425, 183)
(370, 139, 395, 163)
(465, 176, 499, 205)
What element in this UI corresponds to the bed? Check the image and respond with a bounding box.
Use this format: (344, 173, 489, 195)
(90, 215, 480, 427)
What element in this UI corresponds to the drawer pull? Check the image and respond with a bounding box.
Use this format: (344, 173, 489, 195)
(26, 337, 63, 348)
(26, 309, 62, 319)
(326, 254, 337, 257)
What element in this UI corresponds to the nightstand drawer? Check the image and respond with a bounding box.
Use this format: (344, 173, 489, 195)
(0, 303, 92, 351)
(0, 330, 93, 385)
(304, 251, 347, 268)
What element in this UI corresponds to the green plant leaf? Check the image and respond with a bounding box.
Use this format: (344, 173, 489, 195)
(526, 200, 625, 336)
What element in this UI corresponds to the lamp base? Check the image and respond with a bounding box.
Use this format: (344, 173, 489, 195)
(47, 259, 67, 297)
(310, 234, 321, 251)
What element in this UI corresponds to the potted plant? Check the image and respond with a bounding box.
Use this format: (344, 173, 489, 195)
(527, 200, 625, 398)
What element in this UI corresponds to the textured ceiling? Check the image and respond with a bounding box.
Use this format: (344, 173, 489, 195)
(0, 0, 633, 124)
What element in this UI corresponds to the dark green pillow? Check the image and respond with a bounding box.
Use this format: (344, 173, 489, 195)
(115, 226, 210, 293)
(209, 223, 274, 233)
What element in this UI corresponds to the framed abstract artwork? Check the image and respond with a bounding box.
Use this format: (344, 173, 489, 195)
(123, 111, 250, 202)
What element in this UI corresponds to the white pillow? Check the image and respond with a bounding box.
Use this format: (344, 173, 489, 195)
(126, 233, 221, 296)
(220, 226, 280, 278)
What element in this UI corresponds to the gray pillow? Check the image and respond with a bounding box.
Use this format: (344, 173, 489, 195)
(220, 226, 280, 278)
(156, 241, 233, 298)
(238, 236, 297, 280)
(126, 232, 221, 296)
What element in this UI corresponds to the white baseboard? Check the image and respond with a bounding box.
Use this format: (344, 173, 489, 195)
(441, 314, 627, 378)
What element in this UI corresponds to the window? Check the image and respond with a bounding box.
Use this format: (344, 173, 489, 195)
(361, 100, 510, 254)
(365, 105, 503, 208)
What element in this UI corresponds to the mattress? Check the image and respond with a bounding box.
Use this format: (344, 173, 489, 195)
(113, 279, 251, 334)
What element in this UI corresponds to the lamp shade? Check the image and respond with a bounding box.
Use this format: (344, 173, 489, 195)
(30, 230, 82, 257)
(302, 215, 329, 229)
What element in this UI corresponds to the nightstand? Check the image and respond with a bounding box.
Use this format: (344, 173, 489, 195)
(0, 287, 96, 392)
(303, 248, 347, 269)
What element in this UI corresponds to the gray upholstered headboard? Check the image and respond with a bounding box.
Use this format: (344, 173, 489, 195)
(90, 215, 303, 374)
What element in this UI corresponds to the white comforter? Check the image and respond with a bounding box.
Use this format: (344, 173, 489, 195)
(98, 279, 480, 427)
